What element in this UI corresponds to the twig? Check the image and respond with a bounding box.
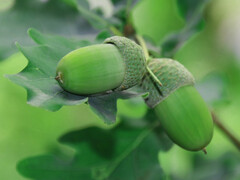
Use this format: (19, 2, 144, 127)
(212, 112, 240, 151)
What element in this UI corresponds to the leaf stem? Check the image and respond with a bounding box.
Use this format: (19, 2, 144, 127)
(110, 26, 123, 36)
(136, 35, 162, 86)
(135, 35, 150, 61)
(147, 66, 162, 86)
(212, 112, 240, 151)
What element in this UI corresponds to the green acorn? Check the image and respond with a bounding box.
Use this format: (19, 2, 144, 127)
(141, 58, 214, 151)
(56, 36, 146, 95)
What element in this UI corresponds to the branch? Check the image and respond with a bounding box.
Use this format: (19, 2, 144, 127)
(212, 112, 240, 151)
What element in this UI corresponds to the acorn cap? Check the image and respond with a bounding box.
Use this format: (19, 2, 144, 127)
(141, 58, 195, 108)
(104, 36, 146, 91)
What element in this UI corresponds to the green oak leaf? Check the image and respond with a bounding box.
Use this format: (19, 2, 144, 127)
(161, 0, 211, 57)
(6, 29, 146, 124)
(0, 0, 97, 60)
(17, 117, 167, 180)
(6, 29, 91, 111)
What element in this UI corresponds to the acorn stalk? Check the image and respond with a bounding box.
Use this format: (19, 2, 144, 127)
(141, 58, 214, 151)
(56, 36, 146, 95)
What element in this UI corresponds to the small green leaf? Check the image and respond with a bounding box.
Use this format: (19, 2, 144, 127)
(89, 91, 148, 124)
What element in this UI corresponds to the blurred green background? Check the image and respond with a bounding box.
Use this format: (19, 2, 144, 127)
(1, 0, 240, 179)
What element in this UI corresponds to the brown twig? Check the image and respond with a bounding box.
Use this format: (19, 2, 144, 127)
(212, 112, 240, 151)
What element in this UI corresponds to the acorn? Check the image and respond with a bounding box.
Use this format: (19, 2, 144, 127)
(141, 58, 214, 151)
(55, 36, 146, 95)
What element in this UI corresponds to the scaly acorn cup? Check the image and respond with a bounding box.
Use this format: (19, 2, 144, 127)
(55, 36, 146, 95)
(141, 58, 214, 151)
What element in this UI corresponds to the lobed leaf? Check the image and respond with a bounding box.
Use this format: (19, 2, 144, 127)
(17, 117, 167, 180)
(7, 29, 146, 123)
(6, 29, 91, 111)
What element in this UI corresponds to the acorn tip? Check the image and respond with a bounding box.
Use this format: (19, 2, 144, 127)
(55, 72, 64, 83)
(202, 148, 207, 155)
(55, 75, 60, 81)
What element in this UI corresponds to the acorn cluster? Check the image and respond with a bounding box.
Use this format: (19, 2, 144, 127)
(56, 36, 214, 152)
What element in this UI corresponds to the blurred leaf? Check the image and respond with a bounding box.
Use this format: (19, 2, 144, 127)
(95, 31, 112, 42)
(0, 0, 97, 60)
(108, 132, 166, 180)
(132, 0, 185, 44)
(62, 0, 89, 9)
(177, 0, 209, 19)
(111, 0, 139, 16)
(161, 0, 211, 57)
(6, 29, 145, 124)
(111, 0, 139, 7)
(77, 5, 110, 30)
(144, 109, 173, 152)
(196, 73, 229, 106)
(62, 0, 115, 30)
(172, 152, 240, 180)
(17, 118, 166, 180)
